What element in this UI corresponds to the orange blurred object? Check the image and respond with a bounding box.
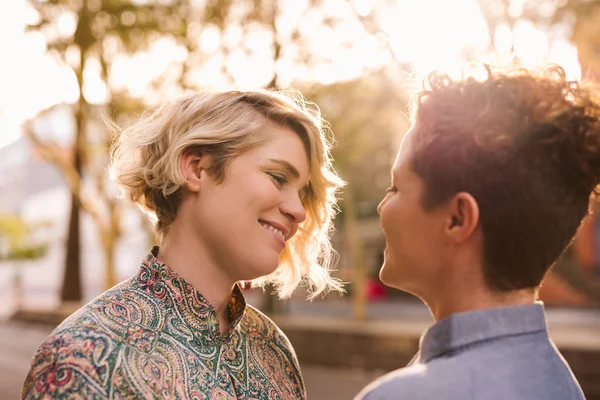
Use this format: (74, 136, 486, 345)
(539, 212, 599, 307)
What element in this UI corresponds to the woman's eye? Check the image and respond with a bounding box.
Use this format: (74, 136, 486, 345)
(268, 173, 287, 186)
(385, 185, 397, 194)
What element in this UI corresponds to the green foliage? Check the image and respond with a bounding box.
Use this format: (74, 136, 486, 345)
(475, 0, 600, 85)
(27, 0, 407, 229)
(476, 0, 600, 50)
(29, 0, 193, 50)
(303, 68, 411, 218)
(27, 0, 404, 210)
(0, 214, 50, 261)
(3, 245, 48, 261)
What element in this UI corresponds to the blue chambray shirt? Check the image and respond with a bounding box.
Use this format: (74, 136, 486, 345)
(355, 303, 585, 400)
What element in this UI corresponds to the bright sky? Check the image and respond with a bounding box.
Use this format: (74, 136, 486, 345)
(0, 0, 583, 149)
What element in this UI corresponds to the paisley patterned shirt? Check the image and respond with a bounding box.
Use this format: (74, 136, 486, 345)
(21, 247, 306, 399)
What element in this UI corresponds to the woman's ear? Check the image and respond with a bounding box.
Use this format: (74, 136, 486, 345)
(180, 151, 208, 192)
(445, 192, 480, 243)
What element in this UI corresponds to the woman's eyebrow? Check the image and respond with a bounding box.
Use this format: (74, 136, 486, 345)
(268, 158, 300, 178)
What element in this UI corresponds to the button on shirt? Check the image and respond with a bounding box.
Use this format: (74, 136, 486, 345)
(356, 303, 585, 400)
(22, 247, 306, 399)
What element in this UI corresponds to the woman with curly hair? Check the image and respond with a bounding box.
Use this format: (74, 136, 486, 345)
(22, 90, 344, 400)
(357, 65, 598, 399)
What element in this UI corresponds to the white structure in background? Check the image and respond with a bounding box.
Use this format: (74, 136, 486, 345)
(0, 105, 148, 316)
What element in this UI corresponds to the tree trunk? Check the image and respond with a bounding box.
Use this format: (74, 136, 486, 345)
(261, 0, 283, 314)
(60, 70, 85, 303)
(60, 0, 88, 304)
(60, 195, 82, 302)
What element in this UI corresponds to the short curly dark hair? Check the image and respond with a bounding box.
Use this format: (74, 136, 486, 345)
(411, 65, 600, 291)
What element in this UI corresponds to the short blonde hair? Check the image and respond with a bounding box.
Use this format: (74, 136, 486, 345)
(110, 90, 344, 298)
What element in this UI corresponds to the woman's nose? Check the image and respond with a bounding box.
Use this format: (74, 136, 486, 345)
(281, 193, 307, 223)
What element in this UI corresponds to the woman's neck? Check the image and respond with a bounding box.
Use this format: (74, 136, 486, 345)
(158, 224, 236, 336)
(424, 281, 537, 322)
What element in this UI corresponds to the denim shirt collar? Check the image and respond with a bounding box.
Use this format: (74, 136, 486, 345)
(419, 303, 548, 363)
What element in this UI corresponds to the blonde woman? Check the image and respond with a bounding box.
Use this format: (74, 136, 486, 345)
(22, 91, 344, 400)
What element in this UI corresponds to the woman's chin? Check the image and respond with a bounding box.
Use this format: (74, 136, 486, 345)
(379, 260, 403, 290)
(246, 261, 280, 281)
(378, 267, 393, 288)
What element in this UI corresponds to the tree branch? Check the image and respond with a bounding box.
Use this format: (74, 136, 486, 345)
(23, 124, 105, 228)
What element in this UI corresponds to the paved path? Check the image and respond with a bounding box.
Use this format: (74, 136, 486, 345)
(281, 299, 600, 351)
(2, 262, 599, 399)
(0, 320, 379, 400)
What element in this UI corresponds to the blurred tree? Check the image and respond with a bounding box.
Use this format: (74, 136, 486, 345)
(0, 214, 49, 261)
(303, 68, 410, 318)
(476, 0, 600, 77)
(563, 1, 600, 79)
(25, 0, 200, 299)
(474, 0, 600, 306)
(0, 213, 50, 310)
(305, 70, 409, 213)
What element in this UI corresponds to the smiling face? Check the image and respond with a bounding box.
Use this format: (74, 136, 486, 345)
(377, 128, 448, 294)
(187, 121, 310, 282)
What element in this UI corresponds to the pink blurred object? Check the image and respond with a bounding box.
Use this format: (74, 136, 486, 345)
(365, 278, 387, 301)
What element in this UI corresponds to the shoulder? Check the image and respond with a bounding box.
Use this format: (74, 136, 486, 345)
(242, 304, 297, 351)
(355, 360, 470, 400)
(55, 279, 143, 334)
(357, 334, 585, 400)
(241, 304, 302, 372)
(241, 305, 306, 398)
(21, 280, 143, 399)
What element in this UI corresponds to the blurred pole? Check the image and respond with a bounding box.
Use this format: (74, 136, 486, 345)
(260, 287, 282, 315)
(60, 0, 90, 304)
(12, 265, 22, 312)
(102, 232, 116, 291)
(266, 0, 280, 89)
(343, 185, 366, 320)
(103, 200, 122, 290)
(261, 0, 283, 316)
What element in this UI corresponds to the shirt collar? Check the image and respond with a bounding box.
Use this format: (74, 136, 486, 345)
(134, 246, 247, 339)
(419, 303, 548, 363)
